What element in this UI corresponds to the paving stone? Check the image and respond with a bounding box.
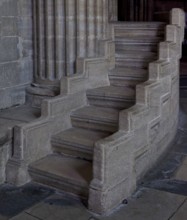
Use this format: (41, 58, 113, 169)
(0, 215, 8, 220)
(97, 188, 186, 220)
(10, 213, 39, 220)
(170, 200, 187, 220)
(0, 183, 53, 218)
(174, 156, 187, 181)
(26, 194, 91, 220)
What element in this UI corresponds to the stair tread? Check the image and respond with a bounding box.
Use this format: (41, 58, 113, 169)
(109, 67, 147, 78)
(116, 50, 156, 56)
(112, 22, 166, 28)
(29, 154, 92, 187)
(87, 86, 135, 100)
(72, 106, 119, 124)
(115, 51, 157, 60)
(115, 44, 158, 52)
(115, 37, 162, 44)
(52, 128, 110, 151)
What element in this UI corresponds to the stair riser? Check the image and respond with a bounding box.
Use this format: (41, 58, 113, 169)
(113, 23, 165, 29)
(115, 39, 161, 45)
(71, 118, 118, 133)
(116, 60, 150, 69)
(29, 170, 89, 198)
(52, 142, 93, 161)
(26, 93, 44, 108)
(87, 96, 134, 110)
(109, 77, 146, 87)
(115, 53, 156, 60)
(115, 30, 164, 38)
(115, 44, 158, 52)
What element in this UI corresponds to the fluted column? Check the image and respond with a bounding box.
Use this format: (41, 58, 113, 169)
(33, 0, 66, 84)
(96, 0, 103, 40)
(33, 0, 46, 81)
(77, 0, 87, 57)
(54, 0, 66, 79)
(33, 0, 108, 83)
(109, 0, 118, 21)
(45, 0, 55, 80)
(102, 0, 109, 39)
(87, 0, 96, 57)
(66, 0, 76, 75)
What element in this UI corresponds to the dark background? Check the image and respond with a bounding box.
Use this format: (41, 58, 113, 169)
(118, 0, 187, 88)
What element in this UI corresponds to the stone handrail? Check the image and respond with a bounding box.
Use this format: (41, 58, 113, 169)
(89, 8, 185, 214)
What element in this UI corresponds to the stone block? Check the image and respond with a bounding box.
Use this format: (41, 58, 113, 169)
(0, 37, 20, 62)
(1, 17, 18, 36)
(1, 0, 18, 17)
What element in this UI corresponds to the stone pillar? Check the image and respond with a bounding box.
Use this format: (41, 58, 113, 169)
(33, 0, 66, 84)
(33, 0, 108, 83)
(109, 0, 118, 21)
(87, 0, 96, 57)
(66, 0, 76, 75)
(96, 0, 103, 40)
(77, 0, 87, 58)
(54, 0, 66, 79)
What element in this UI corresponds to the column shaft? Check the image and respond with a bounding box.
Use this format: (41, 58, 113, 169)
(87, 0, 95, 57)
(45, 0, 55, 80)
(77, 0, 87, 57)
(96, 0, 103, 40)
(66, 0, 76, 75)
(54, 0, 66, 79)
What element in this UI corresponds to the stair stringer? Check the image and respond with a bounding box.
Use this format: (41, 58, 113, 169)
(5, 39, 115, 186)
(89, 8, 185, 215)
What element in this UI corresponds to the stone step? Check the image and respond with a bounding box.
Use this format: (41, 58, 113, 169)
(87, 86, 135, 110)
(109, 67, 148, 86)
(115, 57, 154, 69)
(115, 44, 158, 52)
(29, 154, 92, 198)
(51, 128, 110, 161)
(115, 51, 157, 60)
(113, 22, 166, 29)
(71, 106, 119, 133)
(115, 29, 164, 38)
(115, 36, 163, 45)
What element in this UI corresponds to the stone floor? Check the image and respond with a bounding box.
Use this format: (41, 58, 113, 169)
(0, 97, 187, 220)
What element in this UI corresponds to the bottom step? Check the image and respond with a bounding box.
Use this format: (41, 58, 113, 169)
(29, 154, 92, 198)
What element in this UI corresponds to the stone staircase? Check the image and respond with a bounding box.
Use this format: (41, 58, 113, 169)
(29, 22, 165, 198)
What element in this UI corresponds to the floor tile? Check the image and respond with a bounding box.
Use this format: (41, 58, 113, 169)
(170, 199, 187, 220)
(98, 188, 186, 220)
(10, 213, 38, 220)
(26, 194, 91, 220)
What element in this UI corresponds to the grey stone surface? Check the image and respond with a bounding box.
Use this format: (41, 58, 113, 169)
(6, 187, 187, 220)
(0, 0, 33, 109)
(0, 1, 185, 216)
(0, 183, 53, 219)
(170, 200, 187, 220)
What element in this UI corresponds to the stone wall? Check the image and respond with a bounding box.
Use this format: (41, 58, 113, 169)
(0, 0, 33, 109)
